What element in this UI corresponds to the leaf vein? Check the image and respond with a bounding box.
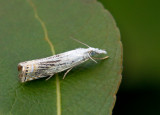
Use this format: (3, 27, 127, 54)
(27, 1, 61, 115)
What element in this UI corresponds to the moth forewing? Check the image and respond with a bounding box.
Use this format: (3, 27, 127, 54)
(18, 46, 108, 83)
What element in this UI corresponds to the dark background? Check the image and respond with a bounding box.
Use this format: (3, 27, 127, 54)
(98, 0, 160, 114)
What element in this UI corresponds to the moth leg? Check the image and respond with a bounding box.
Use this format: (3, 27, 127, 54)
(63, 67, 73, 79)
(88, 54, 97, 63)
(93, 56, 109, 60)
(46, 74, 54, 81)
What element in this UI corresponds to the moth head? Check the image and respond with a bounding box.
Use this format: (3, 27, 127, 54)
(71, 38, 107, 56)
(88, 47, 107, 57)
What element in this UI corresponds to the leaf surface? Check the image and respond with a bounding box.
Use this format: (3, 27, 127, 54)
(0, 0, 122, 115)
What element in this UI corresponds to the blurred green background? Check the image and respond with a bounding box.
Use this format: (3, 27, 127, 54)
(98, 0, 160, 114)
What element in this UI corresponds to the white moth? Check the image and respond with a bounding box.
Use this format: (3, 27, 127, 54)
(18, 39, 108, 83)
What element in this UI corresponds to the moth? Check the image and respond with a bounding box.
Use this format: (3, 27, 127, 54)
(18, 39, 108, 83)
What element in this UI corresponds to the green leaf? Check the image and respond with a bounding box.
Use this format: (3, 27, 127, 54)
(0, 0, 122, 115)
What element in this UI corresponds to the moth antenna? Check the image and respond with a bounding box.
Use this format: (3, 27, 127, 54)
(70, 37, 91, 48)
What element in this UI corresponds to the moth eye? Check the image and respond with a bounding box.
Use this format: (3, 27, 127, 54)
(18, 65, 22, 71)
(90, 51, 96, 56)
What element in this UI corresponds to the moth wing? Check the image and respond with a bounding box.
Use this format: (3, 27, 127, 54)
(37, 59, 61, 75)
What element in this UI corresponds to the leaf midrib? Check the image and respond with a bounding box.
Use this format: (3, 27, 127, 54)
(28, 0, 61, 115)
